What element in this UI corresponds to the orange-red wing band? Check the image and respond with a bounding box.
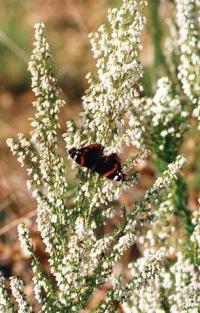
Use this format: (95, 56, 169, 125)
(103, 163, 119, 178)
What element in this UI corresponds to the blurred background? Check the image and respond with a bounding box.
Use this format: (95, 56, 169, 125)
(0, 0, 199, 309)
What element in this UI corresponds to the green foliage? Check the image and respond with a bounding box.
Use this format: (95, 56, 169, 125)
(0, 0, 30, 92)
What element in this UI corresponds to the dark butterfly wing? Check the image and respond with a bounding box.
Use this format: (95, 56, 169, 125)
(69, 144, 104, 169)
(69, 144, 125, 181)
(105, 168, 126, 181)
(94, 153, 126, 181)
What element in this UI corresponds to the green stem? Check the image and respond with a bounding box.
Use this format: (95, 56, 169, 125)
(149, 0, 172, 80)
(155, 157, 193, 237)
(171, 176, 194, 236)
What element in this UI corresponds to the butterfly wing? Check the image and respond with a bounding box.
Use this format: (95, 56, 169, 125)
(69, 145, 125, 181)
(95, 153, 126, 181)
(69, 144, 104, 169)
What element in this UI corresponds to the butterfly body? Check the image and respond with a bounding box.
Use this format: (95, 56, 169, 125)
(69, 144, 126, 181)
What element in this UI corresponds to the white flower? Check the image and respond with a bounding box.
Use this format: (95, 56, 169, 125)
(18, 224, 33, 257)
(175, 0, 200, 126)
(10, 277, 33, 313)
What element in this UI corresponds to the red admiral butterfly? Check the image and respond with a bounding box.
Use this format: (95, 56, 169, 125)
(69, 144, 126, 181)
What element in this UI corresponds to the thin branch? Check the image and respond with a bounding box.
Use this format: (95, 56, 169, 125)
(0, 209, 36, 236)
(0, 198, 12, 213)
(149, 0, 172, 80)
(0, 30, 28, 63)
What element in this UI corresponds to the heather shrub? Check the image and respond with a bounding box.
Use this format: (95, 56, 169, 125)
(1, 0, 200, 312)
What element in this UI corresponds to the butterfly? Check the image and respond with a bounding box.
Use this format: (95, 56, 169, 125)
(68, 144, 126, 181)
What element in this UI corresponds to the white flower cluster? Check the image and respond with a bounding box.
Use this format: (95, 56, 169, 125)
(75, 171, 139, 218)
(119, 2, 200, 310)
(64, 0, 148, 218)
(64, 0, 147, 153)
(150, 77, 187, 129)
(131, 77, 188, 154)
(87, 156, 185, 312)
(49, 159, 184, 310)
(147, 155, 185, 193)
(0, 272, 14, 313)
(18, 223, 33, 257)
(17, 223, 54, 308)
(97, 249, 164, 313)
(123, 163, 199, 313)
(27, 23, 65, 166)
(169, 253, 200, 313)
(139, 193, 176, 254)
(124, 251, 200, 313)
(7, 22, 71, 305)
(175, 0, 200, 126)
(124, 198, 200, 313)
(10, 277, 33, 313)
